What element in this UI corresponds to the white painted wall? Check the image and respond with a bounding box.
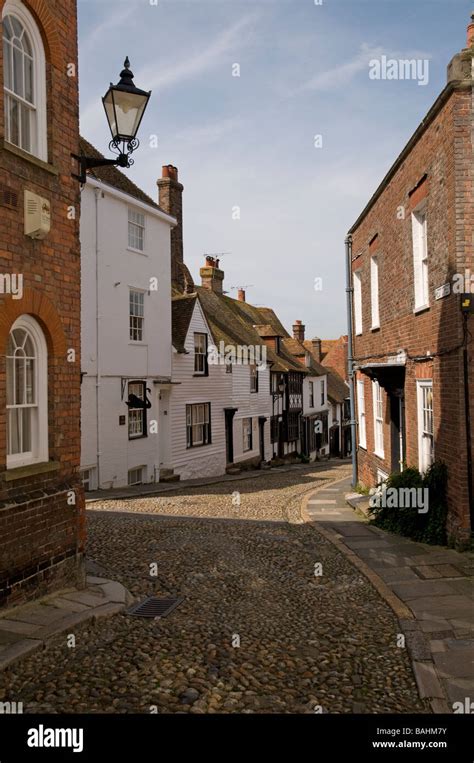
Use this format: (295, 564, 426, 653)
(170, 300, 273, 479)
(231, 363, 272, 464)
(80, 177, 175, 489)
(170, 300, 229, 480)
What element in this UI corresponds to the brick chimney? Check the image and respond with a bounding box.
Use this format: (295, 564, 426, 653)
(237, 288, 246, 302)
(448, 14, 474, 82)
(157, 165, 184, 288)
(292, 320, 305, 342)
(200, 256, 224, 295)
(468, 13, 474, 47)
(311, 337, 322, 362)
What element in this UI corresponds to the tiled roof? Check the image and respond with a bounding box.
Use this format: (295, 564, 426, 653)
(78, 137, 162, 210)
(325, 366, 350, 403)
(171, 287, 305, 374)
(283, 337, 326, 377)
(254, 324, 280, 338)
(171, 294, 197, 352)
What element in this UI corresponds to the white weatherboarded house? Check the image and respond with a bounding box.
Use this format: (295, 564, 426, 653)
(80, 139, 176, 489)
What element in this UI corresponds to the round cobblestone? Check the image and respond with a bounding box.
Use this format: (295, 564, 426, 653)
(0, 464, 428, 714)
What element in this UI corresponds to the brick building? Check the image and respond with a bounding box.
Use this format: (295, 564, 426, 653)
(348, 17, 474, 547)
(0, 0, 84, 607)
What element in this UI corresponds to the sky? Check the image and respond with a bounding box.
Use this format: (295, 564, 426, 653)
(77, 0, 472, 340)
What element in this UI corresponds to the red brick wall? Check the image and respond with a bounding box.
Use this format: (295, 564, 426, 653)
(0, 0, 84, 608)
(351, 82, 473, 548)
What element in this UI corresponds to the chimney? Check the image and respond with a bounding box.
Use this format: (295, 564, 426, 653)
(292, 320, 305, 342)
(448, 14, 474, 82)
(200, 256, 224, 296)
(237, 289, 246, 302)
(312, 337, 322, 362)
(468, 13, 474, 47)
(157, 165, 184, 288)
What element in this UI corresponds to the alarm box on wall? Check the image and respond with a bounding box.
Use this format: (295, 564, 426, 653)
(24, 190, 51, 240)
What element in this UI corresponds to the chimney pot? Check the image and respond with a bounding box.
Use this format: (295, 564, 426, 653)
(468, 13, 474, 47)
(162, 164, 178, 181)
(237, 289, 246, 302)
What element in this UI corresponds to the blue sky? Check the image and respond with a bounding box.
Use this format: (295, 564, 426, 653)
(78, 0, 472, 339)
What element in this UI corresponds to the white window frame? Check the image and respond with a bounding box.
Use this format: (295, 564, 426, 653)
(128, 381, 147, 439)
(250, 364, 258, 393)
(372, 380, 384, 458)
(186, 403, 211, 448)
(370, 255, 380, 329)
(412, 203, 429, 312)
(194, 333, 207, 375)
(129, 289, 144, 342)
(353, 270, 362, 335)
(128, 208, 145, 252)
(128, 466, 144, 486)
(243, 417, 253, 452)
(81, 467, 97, 492)
(6, 314, 48, 469)
(357, 378, 366, 449)
(417, 380, 434, 473)
(2, 0, 47, 161)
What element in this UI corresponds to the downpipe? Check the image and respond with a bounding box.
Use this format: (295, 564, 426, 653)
(345, 234, 358, 488)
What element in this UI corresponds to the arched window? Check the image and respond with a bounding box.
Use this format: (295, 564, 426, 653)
(6, 315, 48, 468)
(2, 1, 47, 160)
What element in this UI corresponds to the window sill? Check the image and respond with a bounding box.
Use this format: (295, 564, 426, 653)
(413, 304, 430, 315)
(129, 342, 147, 347)
(373, 451, 385, 460)
(127, 247, 147, 256)
(193, 373, 209, 378)
(2, 460, 60, 482)
(355, 331, 363, 337)
(1, 140, 59, 176)
(370, 325, 380, 332)
(358, 444, 367, 451)
(129, 435, 148, 442)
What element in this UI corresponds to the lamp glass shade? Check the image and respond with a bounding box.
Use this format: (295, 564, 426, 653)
(103, 86, 149, 143)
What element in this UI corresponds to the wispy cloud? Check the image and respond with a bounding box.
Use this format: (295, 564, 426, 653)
(136, 12, 259, 92)
(299, 43, 385, 92)
(299, 43, 432, 92)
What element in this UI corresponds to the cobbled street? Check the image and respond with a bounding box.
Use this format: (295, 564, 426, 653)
(1, 464, 429, 714)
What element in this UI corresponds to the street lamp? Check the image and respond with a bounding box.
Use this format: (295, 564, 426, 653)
(73, 57, 151, 183)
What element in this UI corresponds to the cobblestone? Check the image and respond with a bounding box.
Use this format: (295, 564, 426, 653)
(0, 464, 428, 714)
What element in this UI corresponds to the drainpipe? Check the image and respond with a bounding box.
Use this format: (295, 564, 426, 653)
(345, 234, 357, 487)
(94, 187, 102, 488)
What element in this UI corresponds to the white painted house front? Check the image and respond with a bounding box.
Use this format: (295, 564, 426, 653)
(170, 287, 273, 481)
(80, 140, 176, 489)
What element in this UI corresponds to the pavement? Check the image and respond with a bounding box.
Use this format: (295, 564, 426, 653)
(0, 573, 132, 672)
(302, 476, 474, 714)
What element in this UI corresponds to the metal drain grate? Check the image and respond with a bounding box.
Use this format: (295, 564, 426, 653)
(127, 596, 184, 619)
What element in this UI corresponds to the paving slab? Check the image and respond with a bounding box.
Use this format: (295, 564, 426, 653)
(409, 596, 474, 622)
(391, 581, 459, 599)
(301, 476, 474, 713)
(432, 650, 474, 679)
(0, 575, 130, 671)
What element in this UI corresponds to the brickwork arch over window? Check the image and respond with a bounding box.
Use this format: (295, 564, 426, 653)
(2, 0, 47, 160)
(6, 314, 48, 469)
